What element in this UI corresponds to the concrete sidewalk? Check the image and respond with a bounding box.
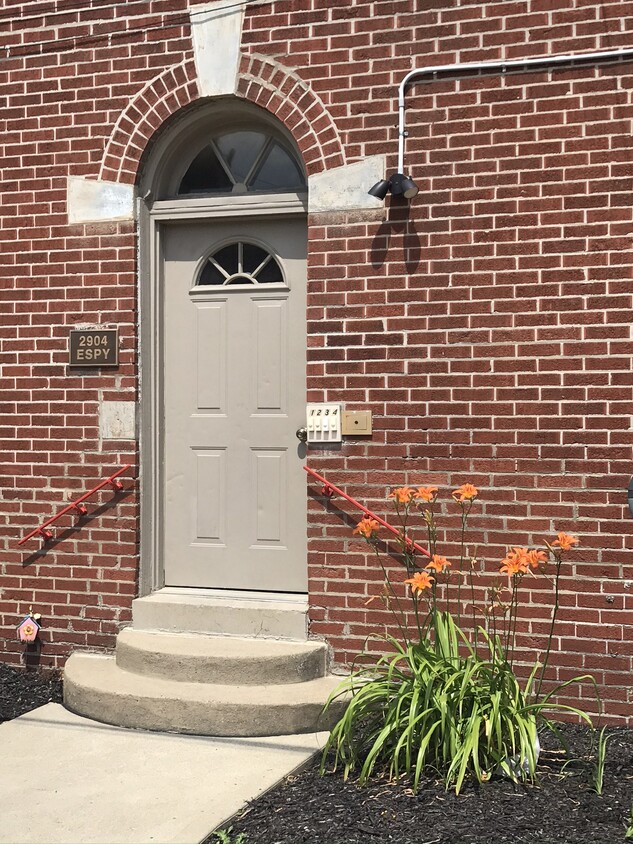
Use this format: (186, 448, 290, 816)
(0, 703, 326, 844)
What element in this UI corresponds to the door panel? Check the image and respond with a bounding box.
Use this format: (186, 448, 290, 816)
(253, 299, 286, 411)
(193, 448, 226, 544)
(195, 303, 226, 411)
(162, 217, 307, 591)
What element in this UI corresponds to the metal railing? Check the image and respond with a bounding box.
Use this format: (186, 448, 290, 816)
(304, 465, 431, 558)
(18, 464, 132, 547)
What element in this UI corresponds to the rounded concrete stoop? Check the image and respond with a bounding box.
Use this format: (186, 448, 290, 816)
(63, 627, 349, 736)
(115, 628, 328, 685)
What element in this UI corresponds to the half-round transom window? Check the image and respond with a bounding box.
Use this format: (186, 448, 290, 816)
(179, 130, 306, 196)
(198, 241, 285, 287)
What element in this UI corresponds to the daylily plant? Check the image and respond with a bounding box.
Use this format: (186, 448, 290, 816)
(322, 483, 597, 793)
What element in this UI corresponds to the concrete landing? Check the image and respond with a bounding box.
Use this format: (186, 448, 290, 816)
(0, 703, 326, 844)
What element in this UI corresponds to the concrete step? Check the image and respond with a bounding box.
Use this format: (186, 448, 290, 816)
(132, 588, 308, 639)
(64, 653, 348, 737)
(115, 628, 327, 684)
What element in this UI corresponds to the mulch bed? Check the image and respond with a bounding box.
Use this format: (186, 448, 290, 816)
(208, 724, 633, 844)
(2, 661, 631, 843)
(0, 661, 63, 723)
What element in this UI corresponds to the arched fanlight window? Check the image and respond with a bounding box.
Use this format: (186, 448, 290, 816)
(178, 130, 306, 196)
(197, 241, 285, 287)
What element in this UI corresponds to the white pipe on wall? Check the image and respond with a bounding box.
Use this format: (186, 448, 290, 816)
(397, 47, 633, 175)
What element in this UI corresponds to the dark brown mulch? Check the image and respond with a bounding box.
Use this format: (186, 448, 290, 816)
(0, 661, 63, 723)
(2, 662, 631, 843)
(206, 725, 633, 844)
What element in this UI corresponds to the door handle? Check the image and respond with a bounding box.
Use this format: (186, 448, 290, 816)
(295, 427, 308, 442)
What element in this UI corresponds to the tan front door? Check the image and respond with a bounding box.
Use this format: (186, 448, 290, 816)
(161, 216, 307, 592)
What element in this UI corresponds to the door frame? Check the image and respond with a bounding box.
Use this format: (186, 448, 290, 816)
(138, 192, 308, 597)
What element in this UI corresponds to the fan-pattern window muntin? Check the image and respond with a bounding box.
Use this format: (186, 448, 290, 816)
(197, 241, 285, 287)
(178, 130, 306, 196)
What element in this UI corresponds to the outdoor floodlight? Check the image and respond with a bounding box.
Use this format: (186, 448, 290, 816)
(368, 172, 419, 201)
(367, 178, 391, 200)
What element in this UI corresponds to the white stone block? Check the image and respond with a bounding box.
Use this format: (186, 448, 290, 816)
(67, 177, 135, 224)
(308, 155, 387, 213)
(100, 401, 136, 441)
(190, 0, 245, 97)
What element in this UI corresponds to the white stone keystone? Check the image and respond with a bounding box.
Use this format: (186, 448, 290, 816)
(189, 0, 245, 97)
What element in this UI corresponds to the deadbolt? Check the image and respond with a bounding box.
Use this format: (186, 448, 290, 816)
(295, 427, 308, 442)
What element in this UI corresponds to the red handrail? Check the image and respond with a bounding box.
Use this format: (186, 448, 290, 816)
(18, 464, 132, 547)
(304, 465, 431, 558)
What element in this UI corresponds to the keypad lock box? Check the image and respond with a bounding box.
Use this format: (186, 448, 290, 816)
(306, 403, 342, 443)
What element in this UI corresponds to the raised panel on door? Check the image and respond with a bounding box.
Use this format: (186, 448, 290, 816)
(161, 217, 307, 592)
(252, 296, 287, 414)
(251, 447, 287, 546)
(192, 447, 226, 545)
(195, 302, 227, 413)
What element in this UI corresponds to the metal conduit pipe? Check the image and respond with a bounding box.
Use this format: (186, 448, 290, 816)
(368, 46, 633, 199)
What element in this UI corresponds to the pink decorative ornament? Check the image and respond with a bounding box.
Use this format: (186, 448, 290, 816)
(17, 616, 41, 643)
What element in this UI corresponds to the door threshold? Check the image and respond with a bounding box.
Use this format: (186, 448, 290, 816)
(157, 586, 308, 604)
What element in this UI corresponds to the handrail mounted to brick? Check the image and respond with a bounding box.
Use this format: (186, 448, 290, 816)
(18, 464, 133, 547)
(304, 465, 431, 558)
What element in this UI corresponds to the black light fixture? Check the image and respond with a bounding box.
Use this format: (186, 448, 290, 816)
(368, 172, 419, 201)
(367, 178, 391, 200)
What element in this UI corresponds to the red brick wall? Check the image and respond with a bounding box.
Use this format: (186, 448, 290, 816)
(1, 0, 632, 721)
(1, 0, 194, 667)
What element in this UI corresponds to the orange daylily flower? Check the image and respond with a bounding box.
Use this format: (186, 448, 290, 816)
(452, 483, 479, 502)
(425, 554, 451, 573)
(500, 559, 526, 576)
(527, 549, 548, 569)
(552, 532, 578, 552)
(499, 547, 530, 576)
(352, 517, 381, 539)
(404, 570, 435, 594)
(415, 486, 438, 503)
(389, 486, 416, 505)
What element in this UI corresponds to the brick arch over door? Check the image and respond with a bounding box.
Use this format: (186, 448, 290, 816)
(99, 54, 345, 186)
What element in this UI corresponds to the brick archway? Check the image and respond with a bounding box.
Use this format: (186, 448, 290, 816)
(236, 53, 345, 175)
(99, 59, 200, 185)
(99, 54, 345, 186)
